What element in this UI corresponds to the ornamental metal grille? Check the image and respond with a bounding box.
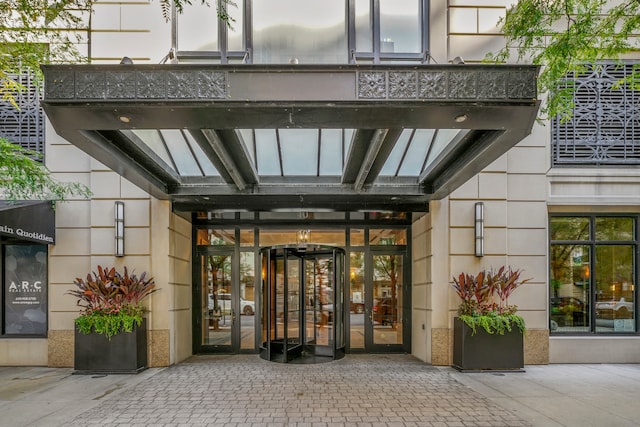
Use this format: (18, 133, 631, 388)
(552, 63, 640, 166)
(0, 71, 44, 158)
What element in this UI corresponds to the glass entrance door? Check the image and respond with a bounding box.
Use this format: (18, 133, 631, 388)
(365, 251, 407, 352)
(195, 249, 257, 353)
(260, 245, 345, 363)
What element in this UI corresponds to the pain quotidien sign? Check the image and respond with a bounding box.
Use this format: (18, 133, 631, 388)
(0, 201, 55, 245)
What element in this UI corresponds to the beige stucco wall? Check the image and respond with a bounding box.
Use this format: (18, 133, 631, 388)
(414, 0, 550, 366)
(43, 124, 191, 367)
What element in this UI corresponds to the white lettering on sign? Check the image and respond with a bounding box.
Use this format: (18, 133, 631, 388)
(0, 224, 53, 243)
(8, 281, 43, 292)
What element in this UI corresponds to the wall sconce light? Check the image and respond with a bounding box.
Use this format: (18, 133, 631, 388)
(474, 202, 484, 257)
(115, 201, 125, 257)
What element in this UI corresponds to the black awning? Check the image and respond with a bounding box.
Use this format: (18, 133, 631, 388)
(41, 63, 540, 212)
(0, 201, 55, 244)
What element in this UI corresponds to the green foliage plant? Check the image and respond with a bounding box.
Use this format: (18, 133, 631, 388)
(68, 266, 157, 339)
(452, 266, 531, 335)
(489, 0, 640, 122)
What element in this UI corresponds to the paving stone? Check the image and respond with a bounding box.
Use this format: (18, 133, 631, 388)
(65, 355, 531, 427)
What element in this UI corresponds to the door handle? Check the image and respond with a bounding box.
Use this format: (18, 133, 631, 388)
(231, 310, 236, 323)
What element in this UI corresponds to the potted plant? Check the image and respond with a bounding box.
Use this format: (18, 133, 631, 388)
(67, 265, 157, 374)
(451, 266, 531, 371)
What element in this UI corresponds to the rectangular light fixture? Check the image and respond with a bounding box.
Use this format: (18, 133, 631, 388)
(115, 201, 125, 257)
(474, 202, 484, 257)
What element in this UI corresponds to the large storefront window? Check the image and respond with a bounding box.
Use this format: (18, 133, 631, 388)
(550, 216, 637, 334)
(3, 245, 48, 336)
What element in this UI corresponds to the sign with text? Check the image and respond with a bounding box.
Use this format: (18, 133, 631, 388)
(0, 201, 55, 244)
(4, 245, 48, 335)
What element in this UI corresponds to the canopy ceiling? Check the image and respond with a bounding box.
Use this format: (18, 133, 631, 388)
(41, 64, 540, 212)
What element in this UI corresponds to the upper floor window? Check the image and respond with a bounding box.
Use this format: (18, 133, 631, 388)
(552, 62, 640, 167)
(176, 0, 429, 64)
(0, 71, 44, 158)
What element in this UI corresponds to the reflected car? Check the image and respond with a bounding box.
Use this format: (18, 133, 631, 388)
(596, 297, 633, 319)
(208, 293, 255, 315)
(372, 297, 396, 325)
(350, 301, 364, 314)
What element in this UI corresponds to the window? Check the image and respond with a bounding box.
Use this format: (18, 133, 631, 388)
(176, 0, 428, 64)
(0, 71, 45, 157)
(552, 62, 640, 166)
(550, 215, 637, 334)
(3, 244, 48, 336)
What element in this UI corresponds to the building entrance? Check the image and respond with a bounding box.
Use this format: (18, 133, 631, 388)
(260, 245, 345, 363)
(192, 212, 411, 356)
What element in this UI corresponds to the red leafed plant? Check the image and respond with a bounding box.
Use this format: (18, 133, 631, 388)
(68, 266, 157, 339)
(452, 266, 531, 334)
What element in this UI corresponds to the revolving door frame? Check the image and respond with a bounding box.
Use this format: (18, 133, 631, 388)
(260, 244, 346, 363)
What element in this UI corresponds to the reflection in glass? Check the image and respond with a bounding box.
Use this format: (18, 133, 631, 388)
(372, 254, 402, 345)
(355, 0, 372, 52)
(350, 252, 365, 349)
(380, 0, 421, 53)
(178, 1, 218, 51)
(259, 229, 345, 246)
(253, 0, 347, 64)
(595, 217, 634, 241)
(595, 245, 635, 333)
(369, 229, 406, 245)
(202, 254, 233, 346)
(240, 252, 256, 349)
(227, 0, 245, 52)
(550, 245, 591, 333)
(287, 257, 300, 345)
(197, 229, 236, 245)
(550, 217, 590, 241)
(350, 229, 365, 246)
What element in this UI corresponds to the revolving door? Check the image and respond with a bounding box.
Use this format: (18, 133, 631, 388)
(260, 245, 345, 363)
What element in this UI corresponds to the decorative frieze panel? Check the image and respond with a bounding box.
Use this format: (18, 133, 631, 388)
(45, 69, 228, 100)
(44, 65, 537, 103)
(357, 67, 536, 101)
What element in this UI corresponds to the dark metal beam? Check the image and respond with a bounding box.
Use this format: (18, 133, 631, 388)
(358, 128, 403, 187)
(77, 130, 179, 199)
(342, 129, 376, 184)
(172, 193, 430, 213)
(354, 129, 388, 191)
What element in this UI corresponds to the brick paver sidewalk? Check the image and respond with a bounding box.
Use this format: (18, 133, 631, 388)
(69, 354, 529, 427)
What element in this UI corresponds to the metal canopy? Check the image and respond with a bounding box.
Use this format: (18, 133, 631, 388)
(41, 64, 540, 212)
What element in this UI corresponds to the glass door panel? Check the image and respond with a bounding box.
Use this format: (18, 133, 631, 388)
(200, 252, 234, 349)
(240, 252, 256, 349)
(349, 251, 365, 350)
(287, 256, 301, 348)
(365, 252, 406, 352)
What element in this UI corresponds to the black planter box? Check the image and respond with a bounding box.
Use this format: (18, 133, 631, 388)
(74, 318, 147, 374)
(452, 317, 524, 372)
